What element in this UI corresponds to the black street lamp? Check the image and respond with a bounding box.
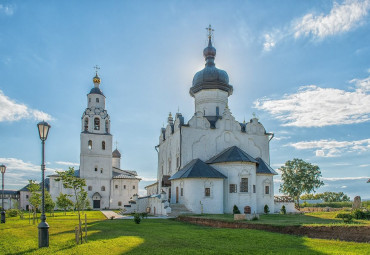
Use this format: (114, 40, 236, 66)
(37, 121, 51, 248)
(0, 164, 6, 224)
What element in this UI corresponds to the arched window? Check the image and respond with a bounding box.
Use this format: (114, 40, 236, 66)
(105, 120, 109, 133)
(96, 98, 99, 103)
(84, 118, 88, 131)
(216, 106, 219, 116)
(118, 201, 122, 206)
(94, 118, 100, 130)
(101, 186, 105, 191)
(168, 159, 172, 174)
(102, 141, 105, 150)
(88, 140, 92, 150)
(88, 186, 92, 191)
(89, 98, 91, 103)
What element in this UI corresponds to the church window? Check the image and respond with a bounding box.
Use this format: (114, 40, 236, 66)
(124, 185, 126, 189)
(94, 118, 100, 130)
(105, 120, 109, 133)
(181, 188, 183, 196)
(216, 106, 219, 116)
(176, 157, 180, 168)
(229, 184, 237, 193)
(94, 167, 97, 172)
(101, 186, 105, 191)
(133, 185, 135, 190)
(96, 98, 99, 103)
(240, 178, 248, 192)
(161, 165, 164, 175)
(205, 188, 210, 197)
(265, 185, 270, 195)
(253, 185, 256, 193)
(89, 98, 91, 103)
(102, 141, 105, 150)
(115, 185, 118, 189)
(84, 118, 88, 131)
(168, 159, 171, 173)
(88, 186, 92, 191)
(118, 201, 122, 206)
(101, 168, 103, 173)
(88, 140, 92, 150)
(26, 195, 29, 199)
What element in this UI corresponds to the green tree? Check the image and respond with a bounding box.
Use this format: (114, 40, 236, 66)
(279, 159, 324, 208)
(300, 192, 350, 202)
(45, 191, 55, 215)
(56, 167, 88, 244)
(56, 193, 73, 215)
(28, 180, 41, 224)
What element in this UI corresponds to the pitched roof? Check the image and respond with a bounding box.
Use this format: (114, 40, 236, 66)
(206, 146, 258, 164)
(169, 159, 226, 180)
(256, 157, 278, 175)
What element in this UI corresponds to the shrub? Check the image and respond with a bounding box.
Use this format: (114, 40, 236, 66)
(336, 213, 353, 223)
(140, 212, 148, 219)
(264, 205, 270, 214)
(280, 205, 286, 215)
(133, 213, 141, 224)
(6, 209, 19, 217)
(300, 201, 352, 208)
(252, 215, 259, 221)
(352, 209, 370, 220)
(233, 205, 241, 214)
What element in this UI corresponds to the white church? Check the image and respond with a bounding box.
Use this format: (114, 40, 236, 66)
(49, 72, 140, 210)
(136, 28, 295, 215)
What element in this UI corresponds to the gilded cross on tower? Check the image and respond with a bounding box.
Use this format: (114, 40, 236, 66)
(93, 65, 100, 75)
(115, 141, 119, 149)
(205, 24, 214, 39)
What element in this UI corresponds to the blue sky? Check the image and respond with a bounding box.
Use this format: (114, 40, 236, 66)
(0, 0, 369, 199)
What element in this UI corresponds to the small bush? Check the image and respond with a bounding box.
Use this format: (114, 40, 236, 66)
(252, 215, 259, 221)
(133, 213, 141, 224)
(280, 205, 286, 215)
(264, 205, 270, 214)
(336, 213, 353, 223)
(140, 212, 148, 219)
(233, 205, 241, 214)
(6, 209, 19, 217)
(352, 209, 370, 220)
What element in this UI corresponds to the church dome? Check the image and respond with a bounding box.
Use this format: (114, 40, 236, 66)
(89, 87, 104, 96)
(112, 149, 121, 158)
(190, 38, 233, 97)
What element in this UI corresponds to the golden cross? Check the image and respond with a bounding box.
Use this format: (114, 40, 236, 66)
(93, 65, 100, 75)
(205, 24, 214, 39)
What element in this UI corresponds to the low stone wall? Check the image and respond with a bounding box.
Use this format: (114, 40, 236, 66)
(177, 216, 370, 243)
(299, 207, 345, 212)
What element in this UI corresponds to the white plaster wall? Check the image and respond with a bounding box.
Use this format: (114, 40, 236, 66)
(274, 202, 297, 213)
(110, 179, 139, 209)
(171, 178, 224, 214)
(194, 89, 228, 116)
(211, 162, 258, 214)
(112, 157, 120, 168)
(256, 174, 274, 213)
(145, 183, 158, 196)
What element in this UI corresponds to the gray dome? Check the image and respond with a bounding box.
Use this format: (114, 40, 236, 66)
(89, 87, 104, 96)
(190, 38, 233, 97)
(112, 149, 121, 158)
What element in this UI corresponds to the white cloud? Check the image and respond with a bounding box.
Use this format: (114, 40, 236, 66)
(255, 76, 370, 127)
(359, 164, 370, 167)
(140, 177, 157, 182)
(289, 138, 370, 157)
(322, 176, 369, 181)
(0, 157, 58, 173)
(0, 90, 52, 122)
(263, 0, 370, 51)
(55, 161, 79, 167)
(0, 4, 15, 16)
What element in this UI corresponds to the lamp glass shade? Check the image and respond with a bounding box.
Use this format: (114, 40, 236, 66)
(0, 164, 5, 174)
(37, 121, 51, 141)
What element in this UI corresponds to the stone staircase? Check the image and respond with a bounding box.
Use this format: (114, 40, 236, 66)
(167, 203, 192, 217)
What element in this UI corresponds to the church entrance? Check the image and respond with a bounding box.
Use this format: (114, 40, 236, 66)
(176, 187, 179, 203)
(93, 200, 100, 209)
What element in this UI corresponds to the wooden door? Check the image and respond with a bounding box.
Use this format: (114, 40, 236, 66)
(93, 200, 100, 209)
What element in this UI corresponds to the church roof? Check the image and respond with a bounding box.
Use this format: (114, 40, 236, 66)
(113, 174, 141, 180)
(206, 146, 258, 164)
(169, 158, 226, 180)
(255, 157, 278, 175)
(112, 149, 121, 158)
(89, 87, 105, 96)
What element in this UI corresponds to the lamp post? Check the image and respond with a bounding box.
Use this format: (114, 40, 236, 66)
(0, 164, 6, 223)
(37, 121, 51, 248)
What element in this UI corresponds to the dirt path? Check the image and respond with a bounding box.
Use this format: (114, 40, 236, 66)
(177, 216, 370, 243)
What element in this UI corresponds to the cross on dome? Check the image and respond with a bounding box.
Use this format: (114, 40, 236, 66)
(205, 24, 214, 40)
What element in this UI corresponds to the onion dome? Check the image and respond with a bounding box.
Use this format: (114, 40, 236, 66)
(112, 149, 121, 158)
(93, 74, 101, 84)
(190, 37, 233, 97)
(89, 73, 105, 96)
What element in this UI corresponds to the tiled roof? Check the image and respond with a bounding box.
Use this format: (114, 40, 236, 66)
(206, 146, 258, 164)
(256, 157, 278, 175)
(169, 159, 226, 180)
(112, 174, 140, 180)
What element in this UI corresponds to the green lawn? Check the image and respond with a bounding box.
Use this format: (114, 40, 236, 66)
(1, 211, 369, 254)
(192, 211, 370, 226)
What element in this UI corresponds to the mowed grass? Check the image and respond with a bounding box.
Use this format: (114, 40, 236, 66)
(1, 211, 370, 255)
(193, 211, 370, 226)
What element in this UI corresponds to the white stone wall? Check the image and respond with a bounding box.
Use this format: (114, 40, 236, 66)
(110, 178, 139, 209)
(256, 174, 274, 213)
(19, 191, 31, 210)
(194, 89, 228, 116)
(145, 183, 158, 196)
(274, 202, 297, 214)
(171, 178, 224, 214)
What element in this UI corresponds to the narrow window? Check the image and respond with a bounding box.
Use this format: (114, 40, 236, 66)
(205, 188, 210, 197)
(101, 186, 105, 191)
(26, 195, 29, 199)
(94, 118, 100, 130)
(168, 159, 171, 173)
(94, 167, 97, 172)
(133, 185, 135, 189)
(88, 140, 92, 150)
(105, 120, 109, 133)
(84, 118, 88, 131)
(118, 201, 122, 206)
(176, 157, 180, 168)
(115, 185, 118, 189)
(161, 165, 164, 175)
(265, 186, 270, 195)
(100, 168, 103, 173)
(124, 185, 126, 189)
(240, 178, 248, 192)
(89, 98, 91, 103)
(181, 188, 183, 196)
(253, 185, 256, 193)
(216, 106, 219, 116)
(229, 184, 237, 193)
(96, 98, 99, 103)
(102, 141, 105, 150)
(88, 186, 92, 191)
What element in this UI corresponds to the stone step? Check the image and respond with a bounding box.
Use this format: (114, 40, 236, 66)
(167, 203, 192, 217)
